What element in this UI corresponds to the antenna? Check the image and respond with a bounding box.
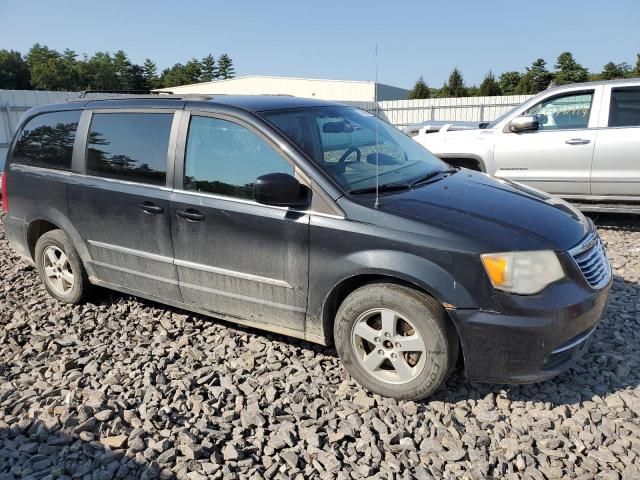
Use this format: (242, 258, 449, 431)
(374, 44, 380, 209)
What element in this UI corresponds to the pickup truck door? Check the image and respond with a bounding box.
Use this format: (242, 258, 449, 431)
(591, 84, 640, 197)
(493, 88, 601, 195)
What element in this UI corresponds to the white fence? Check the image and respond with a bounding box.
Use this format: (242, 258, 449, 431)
(347, 94, 533, 128)
(1, 90, 534, 166)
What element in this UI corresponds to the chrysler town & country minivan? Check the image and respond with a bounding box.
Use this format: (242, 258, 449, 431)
(2, 95, 611, 399)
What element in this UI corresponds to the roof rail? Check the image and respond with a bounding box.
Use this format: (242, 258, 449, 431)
(79, 89, 156, 98)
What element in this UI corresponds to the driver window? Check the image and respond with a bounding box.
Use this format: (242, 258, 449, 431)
(525, 92, 593, 130)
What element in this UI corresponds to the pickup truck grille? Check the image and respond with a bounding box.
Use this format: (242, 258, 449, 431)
(569, 230, 611, 289)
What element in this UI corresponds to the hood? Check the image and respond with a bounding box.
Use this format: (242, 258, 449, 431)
(377, 170, 589, 252)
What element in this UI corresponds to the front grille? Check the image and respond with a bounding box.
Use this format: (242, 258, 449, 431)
(569, 229, 611, 289)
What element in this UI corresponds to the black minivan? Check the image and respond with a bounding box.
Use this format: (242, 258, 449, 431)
(2, 95, 611, 400)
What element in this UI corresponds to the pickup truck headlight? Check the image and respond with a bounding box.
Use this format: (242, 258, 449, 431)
(481, 251, 564, 295)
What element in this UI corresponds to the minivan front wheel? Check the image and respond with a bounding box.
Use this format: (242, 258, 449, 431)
(35, 230, 89, 304)
(334, 283, 458, 400)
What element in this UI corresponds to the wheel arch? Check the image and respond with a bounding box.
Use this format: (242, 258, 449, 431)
(438, 154, 487, 172)
(320, 261, 472, 347)
(24, 215, 95, 277)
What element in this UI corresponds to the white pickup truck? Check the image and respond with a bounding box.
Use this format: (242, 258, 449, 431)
(413, 79, 640, 213)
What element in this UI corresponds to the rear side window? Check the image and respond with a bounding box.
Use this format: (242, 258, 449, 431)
(609, 88, 640, 127)
(184, 116, 293, 200)
(12, 110, 81, 169)
(86, 113, 173, 185)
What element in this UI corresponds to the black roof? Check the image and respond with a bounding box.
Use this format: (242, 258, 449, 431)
(61, 94, 345, 113)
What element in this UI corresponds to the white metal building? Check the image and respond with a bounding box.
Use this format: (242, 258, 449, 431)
(153, 75, 410, 102)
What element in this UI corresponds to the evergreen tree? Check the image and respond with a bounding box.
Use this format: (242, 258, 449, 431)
(161, 64, 191, 88)
(600, 61, 631, 80)
(142, 58, 159, 89)
(478, 71, 501, 96)
(0, 49, 31, 89)
(554, 52, 588, 85)
(184, 58, 202, 83)
(112, 50, 133, 90)
(441, 68, 466, 97)
(633, 54, 640, 77)
(77, 52, 119, 91)
(408, 77, 430, 99)
(200, 54, 217, 82)
(498, 71, 521, 95)
(516, 58, 553, 94)
(217, 54, 235, 79)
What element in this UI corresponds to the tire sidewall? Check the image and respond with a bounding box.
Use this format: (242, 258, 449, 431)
(35, 230, 86, 304)
(334, 283, 456, 400)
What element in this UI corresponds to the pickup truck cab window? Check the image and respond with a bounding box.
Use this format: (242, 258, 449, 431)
(525, 92, 594, 130)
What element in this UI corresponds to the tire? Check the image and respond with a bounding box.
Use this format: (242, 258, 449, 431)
(35, 229, 89, 304)
(334, 283, 458, 400)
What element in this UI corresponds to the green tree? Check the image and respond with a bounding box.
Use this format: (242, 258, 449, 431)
(554, 52, 588, 85)
(217, 53, 235, 79)
(441, 68, 466, 97)
(600, 61, 631, 80)
(478, 71, 501, 96)
(77, 52, 119, 90)
(142, 58, 160, 89)
(408, 77, 430, 99)
(498, 71, 521, 95)
(634, 54, 640, 77)
(112, 50, 133, 90)
(0, 49, 31, 89)
(515, 58, 553, 94)
(161, 64, 191, 88)
(200, 54, 217, 82)
(184, 58, 202, 83)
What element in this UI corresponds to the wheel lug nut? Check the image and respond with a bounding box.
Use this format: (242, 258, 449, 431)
(378, 350, 384, 356)
(384, 332, 391, 338)
(395, 342, 401, 348)
(391, 353, 397, 359)
(374, 337, 380, 343)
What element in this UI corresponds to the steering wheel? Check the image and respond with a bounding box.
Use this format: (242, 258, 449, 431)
(338, 146, 362, 163)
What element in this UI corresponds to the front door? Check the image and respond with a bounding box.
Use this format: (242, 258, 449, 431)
(171, 113, 309, 332)
(69, 110, 182, 301)
(493, 90, 598, 195)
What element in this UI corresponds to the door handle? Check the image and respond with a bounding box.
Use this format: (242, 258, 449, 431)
(176, 208, 205, 222)
(565, 138, 591, 145)
(138, 202, 164, 214)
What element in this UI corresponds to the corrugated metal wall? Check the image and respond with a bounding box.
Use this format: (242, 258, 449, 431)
(0, 90, 86, 168)
(346, 95, 533, 128)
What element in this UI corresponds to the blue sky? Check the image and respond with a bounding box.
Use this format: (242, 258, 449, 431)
(1, 0, 639, 89)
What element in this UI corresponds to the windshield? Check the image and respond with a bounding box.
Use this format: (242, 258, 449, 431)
(262, 106, 447, 193)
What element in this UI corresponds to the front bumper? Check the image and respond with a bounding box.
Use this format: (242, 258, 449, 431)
(448, 277, 612, 384)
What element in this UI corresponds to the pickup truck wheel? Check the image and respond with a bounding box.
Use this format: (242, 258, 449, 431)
(334, 283, 458, 400)
(35, 229, 89, 304)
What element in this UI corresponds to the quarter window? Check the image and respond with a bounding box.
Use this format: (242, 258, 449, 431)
(13, 110, 81, 169)
(609, 88, 640, 127)
(184, 116, 293, 200)
(525, 92, 593, 130)
(86, 113, 173, 185)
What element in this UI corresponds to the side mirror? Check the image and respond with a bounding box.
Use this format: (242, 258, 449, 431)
(253, 173, 310, 208)
(509, 115, 539, 133)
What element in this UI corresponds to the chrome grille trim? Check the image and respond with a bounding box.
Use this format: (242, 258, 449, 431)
(569, 229, 611, 289)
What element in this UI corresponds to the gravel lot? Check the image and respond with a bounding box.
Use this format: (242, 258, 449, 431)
(1, 214, 639, 480)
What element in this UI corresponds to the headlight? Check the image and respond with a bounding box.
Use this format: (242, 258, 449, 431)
(481, 250, 564, 295)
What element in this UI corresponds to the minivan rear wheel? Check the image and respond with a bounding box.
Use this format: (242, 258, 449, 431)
(35, 230, 89, 304)
(334, 283, 458, 400)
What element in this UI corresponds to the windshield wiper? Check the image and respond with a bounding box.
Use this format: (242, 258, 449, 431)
(409, 168, 458, 188)
(348, 183, 411, 195)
